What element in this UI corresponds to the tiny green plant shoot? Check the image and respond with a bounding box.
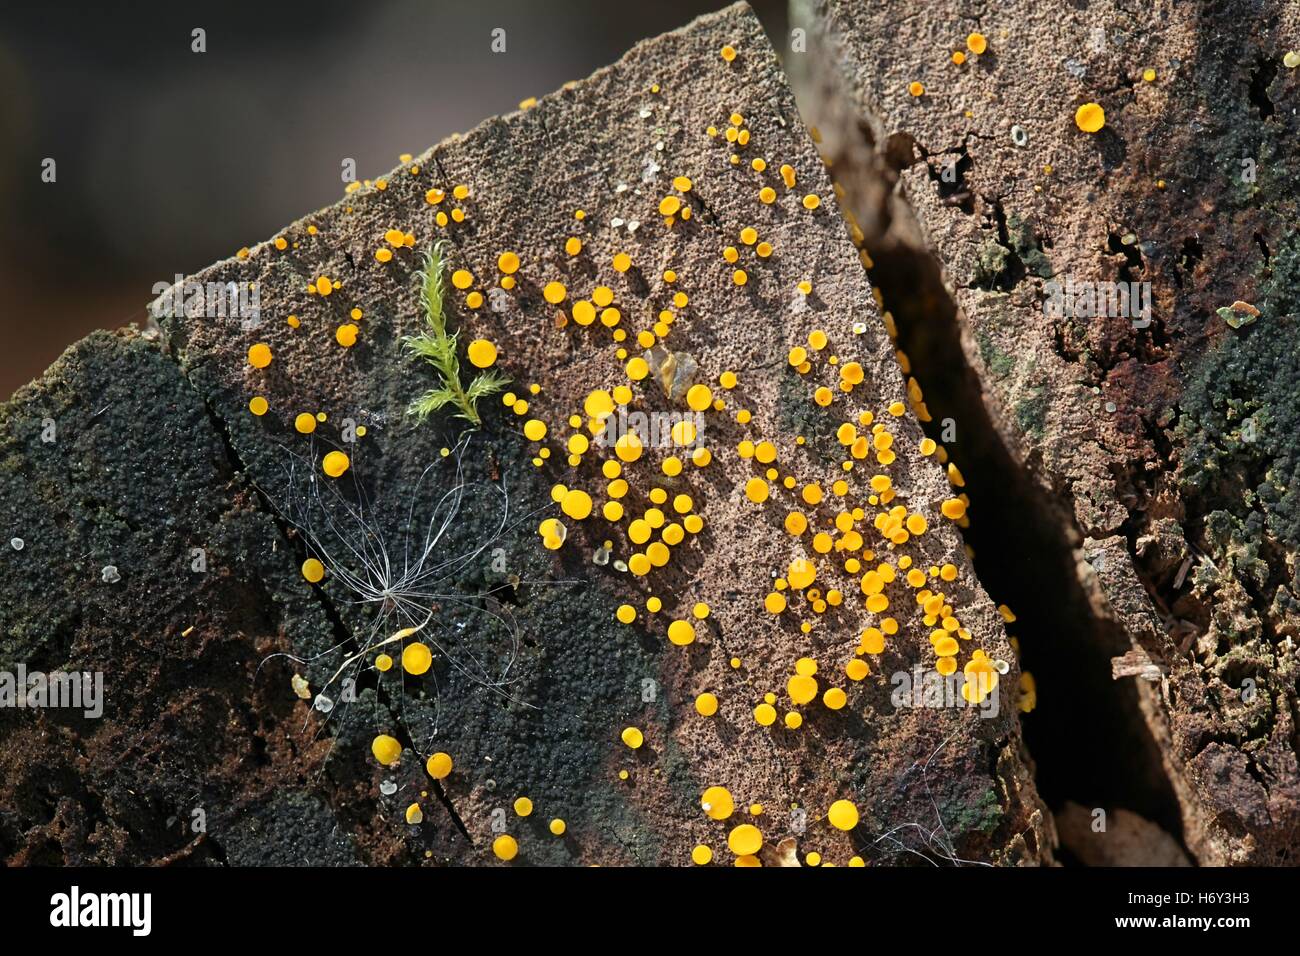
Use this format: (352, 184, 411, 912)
(404, 241, 508, 426)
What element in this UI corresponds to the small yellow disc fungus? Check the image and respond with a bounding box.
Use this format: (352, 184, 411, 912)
(685, 383, 713, 412)
(745, 478, 770, 503)
(615, 432, 644, 463)
(966, 32, 987, 54)
(695, 692, 718, 716)
(764, 592, 786, 614)
(248, 343, 272, 368)
(670, 420, 697, 445)
(625, 356, 649, 380)
(823, 687, 847, 709)
(788, 559, 816, 590)
(616, 604, 636, 624)
(451, 269, 474, 290)
(513, 797, 533, 817)
(549, 818, 567, 836)
(788, 674, 818, 705)
(335, 323, 361, 348)
(543, 281, 567, 304)
(702, 786, 734, 820)
(1075, 102, 1106, 133)
(934, 636, 960, 657)
(728, 823, 763, 856)
(692, 844, 713, 865)
(467, 338, 498, 368)
(248, 396, 269, 416)
(621, 726, 645, 749)
(295, 413, 317, 434)
(828, 799, 859, 831)
(523, 419, 548, 441)
(561, 489, 593, 520)
(301, 558, 325, 583)
(940, 498, 968, 520)
(402, 642, 433, 675)
(426, 752, 453, 779)
(375, 654, 393, 672)
(754, 703, 777, 725)
(322, 451, 350, 478)
(492, 834, 518, 861)
(371, 734, 401, 766)
(667, 620, 696, 646)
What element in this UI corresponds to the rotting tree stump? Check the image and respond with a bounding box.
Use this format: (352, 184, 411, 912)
(6, 0, 1218, 867)
(793, 0, 1300, 864)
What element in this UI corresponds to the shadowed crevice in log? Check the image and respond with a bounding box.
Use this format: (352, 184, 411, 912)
(865, 222, 1190, 862)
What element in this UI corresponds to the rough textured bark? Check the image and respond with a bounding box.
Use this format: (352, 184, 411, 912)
(793, 0, 1300, 864)
(1, 3, 1050, 866)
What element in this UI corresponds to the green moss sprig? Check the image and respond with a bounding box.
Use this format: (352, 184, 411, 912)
(404, 241, 507, 426)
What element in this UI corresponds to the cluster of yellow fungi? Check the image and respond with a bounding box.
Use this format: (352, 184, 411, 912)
(232, 28, 1036, 865)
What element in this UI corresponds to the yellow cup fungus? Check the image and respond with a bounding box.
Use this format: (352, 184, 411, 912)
(1075, 102, 1106, 133)
(322, 451, 351, 478)
(492, 834, 518, 861)
(402, 642, 433, 675)
(702, 786, 734, 820)
(561, 489, 593, 520)
(426, 752, 453, 779)
(827, 799, 859, 831)
(247, 343, 272, 368)
(467, 339, 498, 368)
(727, 823, 763, 856)
(788, 674, 818, 705)
(371, 734, 401, 766)
(667, 620, 696, 646)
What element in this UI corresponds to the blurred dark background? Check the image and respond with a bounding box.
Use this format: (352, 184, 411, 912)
(0, 0, 786, 397)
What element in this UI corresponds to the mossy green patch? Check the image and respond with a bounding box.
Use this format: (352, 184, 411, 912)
(1177, 232, 1300, 555)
